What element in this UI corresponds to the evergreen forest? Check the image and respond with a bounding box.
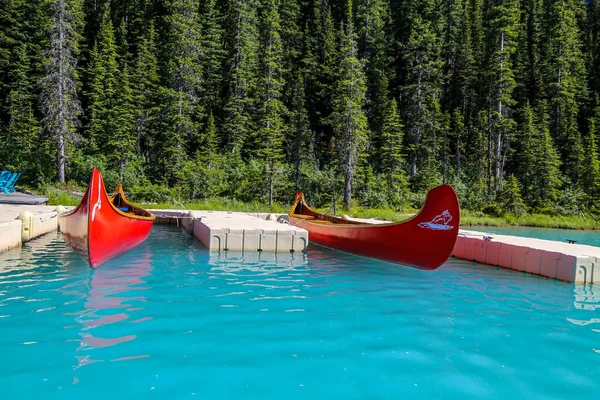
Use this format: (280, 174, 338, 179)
(2, 0, 600, 217)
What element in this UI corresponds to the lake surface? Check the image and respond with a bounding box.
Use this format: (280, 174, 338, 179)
(0, 226, 598, 399)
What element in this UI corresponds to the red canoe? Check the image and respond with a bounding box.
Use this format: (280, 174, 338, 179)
(59, 167, 155, 268)
(288, 184, 460, 270)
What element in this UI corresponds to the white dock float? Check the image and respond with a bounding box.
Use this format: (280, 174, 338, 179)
(0, 204, 66, 252)
(150, 209, 308, 253)
(192, 211, 307, 253)
(453, 230, 600, 284)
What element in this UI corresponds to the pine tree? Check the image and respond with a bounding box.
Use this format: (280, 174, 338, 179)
(542, 0, 588, 185)
(379, 97, 407, 200)
(315, 6, 338, 158)
(203, 111, 219, 163)
(513, 101, 537, 206)
(329, 0, 369, 208)
(257, 0, 286, 208)
(533, 100, 562, 210)
(483, 0, 520, 192)
(400, 0, 443, 190)
(498, 174, 527, 215)
(222, 0, 259, 156)
(289, 71, 311, 189)
(514, 0, 543, 105)
(159, 0, 203, 183)
(85, 10, 126, 164)
(4, 43, 41, 177)
(39, 0, 83, 183)
(443, 0, 480, 179)
(582, 104, 600, 210)
(587, 0, 600, 96)
(199, 0, 226, 115)
(132, 23, 160, 165)
(280, 0, 302, 94)
(355, 0, 392, 171)
(114, 63, 136, 179)
(0, 0, 24, 124)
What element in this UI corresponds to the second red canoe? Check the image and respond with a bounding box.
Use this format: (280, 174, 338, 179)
(59, 167, 155, 268)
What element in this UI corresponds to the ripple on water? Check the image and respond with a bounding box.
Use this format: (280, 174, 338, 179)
(0, 226, 598, 399)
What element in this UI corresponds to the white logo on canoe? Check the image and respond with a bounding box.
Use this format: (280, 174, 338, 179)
(418, 210, 454, 231)
(91, 175, 102, 222)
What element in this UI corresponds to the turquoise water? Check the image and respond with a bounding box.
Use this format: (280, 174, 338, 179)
(0, 226, 599, 399)
(467, 226, 600, 247)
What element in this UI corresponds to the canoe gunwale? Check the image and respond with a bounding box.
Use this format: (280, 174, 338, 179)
(59, 168, 155, 268)
(289, 191, 416, 229)
(108, 183, 155, 221)
(287, 185, 461, 270)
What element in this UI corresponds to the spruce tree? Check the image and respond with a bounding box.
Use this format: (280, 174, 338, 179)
(199, 0, 226, 116)
(39, 0, 83, 183)
(257, 0, 286, 208)
(483, 0, 519, 192)
(379, 97, 407, 204)
(114, 63, 136, 179)
(582, 104, 600, 210)
(329, 0, 369, 208)
(542, 0, 588, 185)
(159, 0, 203, 183)
(290, 71, 311, 189)
(400, 0, 443, 190)
(4, 43, 41, 177)
(533, 100, 562, 210)
(513, 101, 537, 206)
(356, 0, 391, 167)
(132, 23, 160, 165)
(85, 10, 126, 165)
(222, 0, 259, 156)
(514, 0, 543, 106)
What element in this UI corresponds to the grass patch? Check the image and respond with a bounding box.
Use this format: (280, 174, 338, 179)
(39, 187, 82, 207)
(461, 210, 600, 230)
(33, 185, 599, 230)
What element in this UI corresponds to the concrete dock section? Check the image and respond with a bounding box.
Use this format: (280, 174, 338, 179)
(0, 205, 307, 255)
(2, 201, 599, 284)
(0, 204, 66, 252)
(150, 209, 307, 253)
(193, 211, 307, 253)
(452, 229, 600, 284)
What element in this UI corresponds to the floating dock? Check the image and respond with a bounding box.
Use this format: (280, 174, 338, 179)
(452, 230, 600, 284)
(0, 204, 65, 252)
(1, 202, 598, 284)
(0, 205, 307, 255)
(150, 209, 307, 253)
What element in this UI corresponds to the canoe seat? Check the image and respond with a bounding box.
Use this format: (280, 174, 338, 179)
(295, 215, 315, 220)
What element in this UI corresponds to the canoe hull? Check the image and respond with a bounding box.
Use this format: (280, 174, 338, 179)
(289, 184, 460, 270)
(59, 168, 154, 268)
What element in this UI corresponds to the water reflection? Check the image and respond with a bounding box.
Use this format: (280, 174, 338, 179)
(573, 285, 600, 311)
(74, 243, 153, 368)
(208, 250, 308, 274)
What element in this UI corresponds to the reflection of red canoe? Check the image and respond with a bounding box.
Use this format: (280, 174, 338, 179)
(59, 167, 155, 268)
(288, 184, 460, 270)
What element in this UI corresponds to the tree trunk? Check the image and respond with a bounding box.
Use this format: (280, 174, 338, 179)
(495, 32, 504, 191)
(344, 169, 352, 209)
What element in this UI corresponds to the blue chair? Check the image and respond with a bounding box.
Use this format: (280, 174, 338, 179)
(0, 171, 12, 194)
(0, 171, 20, 194)
(7, 172, 20, 193)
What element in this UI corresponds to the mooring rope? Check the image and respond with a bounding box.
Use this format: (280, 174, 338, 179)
(0, 212, 58, 230)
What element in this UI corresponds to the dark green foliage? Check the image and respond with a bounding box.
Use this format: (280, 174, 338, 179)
(2, 0, 600, 217)
(329, 0, 369, 209)
(498, 174, 527, 215)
